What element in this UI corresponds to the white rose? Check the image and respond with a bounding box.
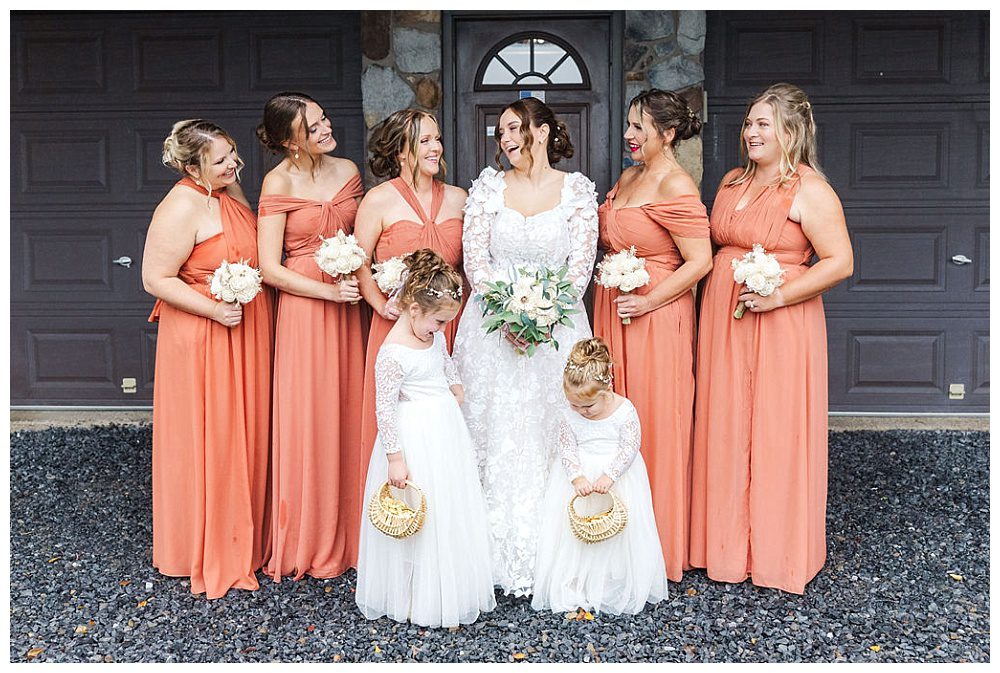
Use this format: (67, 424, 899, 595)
(762, 256, 783, 278)
(220, 288, 237, 303)
(745, 272, 768, 293)
(733, 265, 749, 285)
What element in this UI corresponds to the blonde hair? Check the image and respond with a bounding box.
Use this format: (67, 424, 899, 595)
(729, 82, 825, 186)
(397, 248, 463, 313)
(161, 119, 243, 199)
(563, 338, 613, 400)
(368, 109, 448, 187)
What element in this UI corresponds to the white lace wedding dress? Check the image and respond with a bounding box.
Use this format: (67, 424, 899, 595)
(452, 166, 598, 596)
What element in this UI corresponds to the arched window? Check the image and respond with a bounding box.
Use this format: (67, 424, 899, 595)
(475, 32, 589, 90)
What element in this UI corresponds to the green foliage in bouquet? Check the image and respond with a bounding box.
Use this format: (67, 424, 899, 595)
(477, 265, 580, 357)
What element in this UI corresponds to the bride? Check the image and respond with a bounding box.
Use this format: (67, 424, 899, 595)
(452, 97, 598, 596)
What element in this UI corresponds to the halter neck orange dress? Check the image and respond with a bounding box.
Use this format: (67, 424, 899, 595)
(359, 177, 464, 460)
(258, 174, 367, 580)
(593, 183, 709, 582)
(690, 165, 828, 594)
(149, 177, 274, 599)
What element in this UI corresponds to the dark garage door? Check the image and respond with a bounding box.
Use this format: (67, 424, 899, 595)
(10, 11, 364, 406)
(704, 11, 989, 413)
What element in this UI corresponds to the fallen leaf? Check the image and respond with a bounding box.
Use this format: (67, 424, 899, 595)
(47, 557, 60, 563)
(307, 624, 315, 632)
(750, 638, 757, 645)
(582, 611, 595, 621)
(119, 580, 131, 587)
(324, 586, 333, 593)
(26, 648, 44, 660)
(513, 652, 527, 660)
(448, 626, 461, 633)
(74, 625, 88, 634)
(136, 600, 148, 608)
(870, 645, 881, 652)
(949, 573, 964, 581)
(297, 637, 307, 645)
(686, 588, 698, 597)
(333, 654, 342, 662)
(88, 620, 95, 626)
(374, 644, 382, 654)
(564, 611, 578, 620)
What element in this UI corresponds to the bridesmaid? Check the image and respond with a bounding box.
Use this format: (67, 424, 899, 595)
(256, 92, 366, 580)
(142, 119, 274, 598)
(354, 109, 466, 460)
(689, 83, 853, 594)
(593, 89, 713, 583)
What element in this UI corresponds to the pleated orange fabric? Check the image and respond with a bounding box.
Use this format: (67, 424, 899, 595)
(593, 184, 709, 582)
(149, 177, 274, 599)
(259, 174, 367, 580)
(359, 177, 464, 459)
(690, 165, 828, 594)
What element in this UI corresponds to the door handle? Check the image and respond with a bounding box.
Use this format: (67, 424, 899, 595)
(112, 256, 133, 269)
(951, 254, 972, 266)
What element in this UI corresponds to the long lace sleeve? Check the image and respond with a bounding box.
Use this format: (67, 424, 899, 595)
(439, 334, 461, 386)
(558, 416, 584, 482)
(462, 167, 504, 294)
(564, 173, 599, 298)
(374, 349, 407, 455)
(605, 404, 642, 482)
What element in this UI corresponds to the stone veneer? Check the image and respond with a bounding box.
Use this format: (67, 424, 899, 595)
(358, 11, 706, 187)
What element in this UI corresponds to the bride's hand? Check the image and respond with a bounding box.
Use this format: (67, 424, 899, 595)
(500, 324, 531, 352)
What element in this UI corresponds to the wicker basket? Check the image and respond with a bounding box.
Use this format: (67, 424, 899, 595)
(368, 481, 427, 539)
(568, 490, 628, 543)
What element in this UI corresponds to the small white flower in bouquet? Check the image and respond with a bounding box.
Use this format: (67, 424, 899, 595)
(314, 230, 366, 303)
(371, 255, 408, 295)
(209, 259, 263, 305)
(730, 243, 786, 319)
(478, 265, 579, 356)
(594, 246, 651, 325)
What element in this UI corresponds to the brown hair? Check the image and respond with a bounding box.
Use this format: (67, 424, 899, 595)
(368, 109, 447, 186)
(397, 248, 463, 313)
(629, 88, 703, 148)
(493, 97, 573, 172)
(563, 338, 614, 400)
(161, 119, 243, 199)
(729, 82, 825, 186)
(256, 91, 324, 175)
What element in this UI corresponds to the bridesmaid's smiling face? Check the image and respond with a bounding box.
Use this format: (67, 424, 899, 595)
(743, 101, 781, 167)
(624, 104, 674, 163)
(188, 135, 240, 190)
(297, 100, 337, 156)
(398, 115, 443, 179)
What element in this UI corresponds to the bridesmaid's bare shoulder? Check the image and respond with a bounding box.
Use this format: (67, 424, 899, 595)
(441, 181, 468, 207)
(796, 170, 842, 209)
(227, 181, 251, 209)
(655, 168, 700, 201)
(716, 167, 745, 193)
(260, 164, 294, 197)
(358, 179, 397, 207)
(326, 156, 361, 181)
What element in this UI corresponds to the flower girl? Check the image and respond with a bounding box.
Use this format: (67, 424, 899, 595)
(531, 338, 669, 615)
(356, 249, 495, 627)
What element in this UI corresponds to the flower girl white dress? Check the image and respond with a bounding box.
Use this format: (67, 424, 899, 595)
(531, 398, 669, 615)
(356, 332, 496, 627)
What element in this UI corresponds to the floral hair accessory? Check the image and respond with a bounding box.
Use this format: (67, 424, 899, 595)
(425, 286, 463, 301)
(564, 360, 613, 385)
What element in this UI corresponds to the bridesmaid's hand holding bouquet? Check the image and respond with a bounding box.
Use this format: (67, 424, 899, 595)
(208, 259, 262, 327)
(595, 246, 650, 325)
(315, 230, 366, 303)
(371, 255, 407, 319)
(731, 244, 786, 319)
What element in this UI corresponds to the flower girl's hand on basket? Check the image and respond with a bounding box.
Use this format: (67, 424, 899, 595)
(212, 301, 243, 328)
(387, 454, 409, 489)
(572, 476, 594, 497)
(591, 474, 614, 494)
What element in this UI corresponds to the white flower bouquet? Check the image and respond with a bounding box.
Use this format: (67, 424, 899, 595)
(731, 243, 786, 319)
(209, 259, 263, 305)
(315, 230, 366, 279)
(478, 265, 580, 356)
(371, 255, 408, 295)
(594, 246, 651, 325)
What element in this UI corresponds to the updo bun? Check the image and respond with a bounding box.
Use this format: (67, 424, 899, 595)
(161, 119, 242, 196)
(563, 337, 614, 398)
(493, 97, 574, 170)
(397, 248, 463, 313)
(629, 88, 703, 147)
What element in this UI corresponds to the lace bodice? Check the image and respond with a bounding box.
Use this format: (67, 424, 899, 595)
(558, 398, 642, 483)
(462, 167, 598, 297)
(374, 332, 461, 455)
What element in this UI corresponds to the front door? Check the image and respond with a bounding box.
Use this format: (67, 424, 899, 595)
(444, 11, 623, 197)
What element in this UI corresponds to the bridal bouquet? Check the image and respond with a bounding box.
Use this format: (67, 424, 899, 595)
(371, 255, 408, 295)
(209, 259, 263, 305)
(594, 246, 650, 325)
(315, 230, 366, 279)
(478, 265, 579, 356)
(731, 243, 786, 319)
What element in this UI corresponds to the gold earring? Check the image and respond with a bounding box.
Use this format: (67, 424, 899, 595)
(294, 150, 300, 159)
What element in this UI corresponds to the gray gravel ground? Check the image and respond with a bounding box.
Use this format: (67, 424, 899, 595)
(9, 426, 989, 663)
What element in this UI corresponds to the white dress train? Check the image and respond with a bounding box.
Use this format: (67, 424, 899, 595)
(531, 398, 669, 615)
(453, 166, 599, 596)
(356, 332, 496, 628)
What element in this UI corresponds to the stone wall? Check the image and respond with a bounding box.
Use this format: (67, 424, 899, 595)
(623, 10, 706, 186)
(360, 10, 443, 187)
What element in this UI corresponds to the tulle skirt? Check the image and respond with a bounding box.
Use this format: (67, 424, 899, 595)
(356, 393, 496, 627)
(531, 451, 669, 615)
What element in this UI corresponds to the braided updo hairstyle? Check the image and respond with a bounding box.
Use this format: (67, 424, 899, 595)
(563, 338, 614, 400)
(256, 91, 324, 175)
(629, 88, 703, 148)
(161, 119, 243, 198)
(397, 248, 463, 314)
(368, 109, 447, 186)
(493, 97, 574, 172)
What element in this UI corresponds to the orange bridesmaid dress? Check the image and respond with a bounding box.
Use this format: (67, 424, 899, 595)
(689, 165, 828, 594)
(358, 177, 463, 460)
(593, 184, 709, 582)
(150, 177, 274, 599)
(259, 174, 367, 580)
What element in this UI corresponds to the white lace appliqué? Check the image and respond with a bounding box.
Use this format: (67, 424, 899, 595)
(558, 416, 584, 482)
(441, 337, 462, 386)
(373, 351, 407, 455)
(606, 411, 642, 482)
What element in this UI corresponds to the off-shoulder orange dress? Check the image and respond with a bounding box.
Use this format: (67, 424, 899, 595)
(358, 177, 463, 460)
(149, 177, 274, 599)
(690, 166, 828, 594)
(593, 184, 710, 582)
(259, 174, 367, 580)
